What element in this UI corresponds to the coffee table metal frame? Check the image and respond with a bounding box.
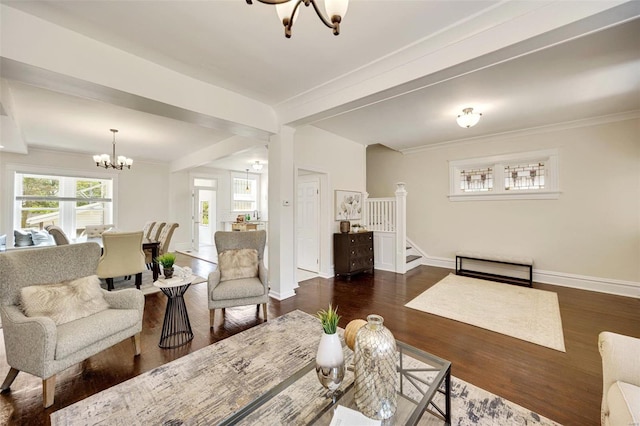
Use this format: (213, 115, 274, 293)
(153, 276, 195, 349)
(220, 340, 451, 425)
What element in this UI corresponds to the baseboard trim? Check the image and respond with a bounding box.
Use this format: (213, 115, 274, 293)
(268, 289, 296, 301)
(421, 256, 640, 298)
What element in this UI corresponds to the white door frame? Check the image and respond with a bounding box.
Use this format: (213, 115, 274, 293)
(189, 174, 218, 251)
(296, 175, 320, 272)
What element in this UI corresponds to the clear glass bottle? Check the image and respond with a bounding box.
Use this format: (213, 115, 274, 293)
(354, 314, 398, 420)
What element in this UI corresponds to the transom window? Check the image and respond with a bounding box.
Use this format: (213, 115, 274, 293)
(449, 150, 559, 201)
(460, 167, 493, 192)
(14, 172, 113, 238)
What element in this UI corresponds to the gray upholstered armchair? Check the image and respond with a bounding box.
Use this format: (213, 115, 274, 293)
(0, 243, 144, 408)
(208, 231, 269, 327)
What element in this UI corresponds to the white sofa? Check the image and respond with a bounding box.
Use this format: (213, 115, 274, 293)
(598, 331, 640, 425)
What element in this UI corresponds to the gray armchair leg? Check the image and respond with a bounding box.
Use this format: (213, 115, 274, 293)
(43, 375, 56, 408)
(209, 309, 215, 328)
(262, 303, 268, 321)
(1, 367, 19, 392)
(131, 333, 141, 356)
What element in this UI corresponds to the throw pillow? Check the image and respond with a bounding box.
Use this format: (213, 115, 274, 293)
(21, 275, 110, 325)
(219, 248, 259, 281)
(31, 229, 51, 245)
(14, 229, 34, 247)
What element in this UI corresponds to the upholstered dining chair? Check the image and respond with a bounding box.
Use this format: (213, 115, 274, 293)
(45, 225, 70, 245)
(142, 221, 156, 240)
(144, 222, 166, 269)
(82, 224, 114, 238)
(208, 230, 268, 327)
(96, 231, 147, 290)
(145, 222, 179, 267)
(148, 222, 166, 242)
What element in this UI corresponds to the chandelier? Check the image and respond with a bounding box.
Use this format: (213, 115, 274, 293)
(93, 129, 133, 170)
(252, 161, 264, 172)
(247, 0, 349, 38)
(456, 107, 482, 128)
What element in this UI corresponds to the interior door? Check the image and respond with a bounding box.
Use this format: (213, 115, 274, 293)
(297, 176, 320, 272)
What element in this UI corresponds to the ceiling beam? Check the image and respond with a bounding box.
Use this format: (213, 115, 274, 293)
(170, 135, 264, 173)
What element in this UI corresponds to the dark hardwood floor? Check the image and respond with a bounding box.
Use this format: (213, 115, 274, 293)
(1, 253, 638, 425)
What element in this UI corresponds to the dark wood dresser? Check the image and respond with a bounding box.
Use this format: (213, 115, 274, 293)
(333, 231, 374, 279)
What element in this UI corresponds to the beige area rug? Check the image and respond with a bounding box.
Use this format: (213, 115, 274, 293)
(50, 310, 559, 425)
(100, 269, 206, 296)
(405, 274, 566, 352)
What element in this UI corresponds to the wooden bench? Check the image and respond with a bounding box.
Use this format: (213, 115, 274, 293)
(455, 251, 533, 287)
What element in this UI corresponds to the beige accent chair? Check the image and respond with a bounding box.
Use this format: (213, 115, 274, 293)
(599, 331, 640, 426)
(0, 243, 144, 408)
(45, 225, 70, 245)
(97, 231, 147, 291)
(208, 231, 268, 327)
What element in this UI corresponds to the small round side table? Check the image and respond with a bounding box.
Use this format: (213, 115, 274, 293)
(153, 275, 195, 349)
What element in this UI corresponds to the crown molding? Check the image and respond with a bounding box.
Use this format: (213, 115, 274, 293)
(399, 110, 640, 155)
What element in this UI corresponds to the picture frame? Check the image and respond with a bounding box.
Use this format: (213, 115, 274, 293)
(335, 190, 362, 220)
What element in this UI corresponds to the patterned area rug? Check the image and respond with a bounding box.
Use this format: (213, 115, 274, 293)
(405, 274, 566, 352)
(51, 310, 559, 425)
(100, 269, 206, 295)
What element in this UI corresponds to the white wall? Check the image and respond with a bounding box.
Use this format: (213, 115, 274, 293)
(1, 148, 170, 240)
(295, 125, 366, 277)
(367, 118, 640, 296)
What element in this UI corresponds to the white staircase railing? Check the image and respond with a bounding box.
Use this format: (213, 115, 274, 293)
(364, 183, 407, 274)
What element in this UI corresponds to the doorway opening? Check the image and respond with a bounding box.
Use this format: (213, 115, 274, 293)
(187, 177, 218, 263)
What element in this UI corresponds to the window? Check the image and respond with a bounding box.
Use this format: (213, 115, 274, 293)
(449, 149, 559, 201)
(232, 172, 258, 212)
(14, 172, 113, 238)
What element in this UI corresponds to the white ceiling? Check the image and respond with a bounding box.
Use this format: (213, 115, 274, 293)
(0, 1, 638, 170)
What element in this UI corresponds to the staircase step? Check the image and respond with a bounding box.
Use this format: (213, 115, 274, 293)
(406, 245, 412, 250)
(406, 254, 421, 263)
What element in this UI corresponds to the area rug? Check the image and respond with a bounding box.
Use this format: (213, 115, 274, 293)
(50, 310, 559, 425)
(100, 269, 206, 295)
(405, 274, 566, 352)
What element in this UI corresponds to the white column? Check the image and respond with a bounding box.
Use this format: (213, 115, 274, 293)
(267, 126, 296, 300)
(395, 182, 407, 274)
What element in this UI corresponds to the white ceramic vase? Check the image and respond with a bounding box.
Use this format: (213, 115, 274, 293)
(315, 332, 345, 395)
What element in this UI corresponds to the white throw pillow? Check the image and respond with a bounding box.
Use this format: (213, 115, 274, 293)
(21, 275, 110, 325)
(218, 249, 259, 281)
(31, 229, 51, 245)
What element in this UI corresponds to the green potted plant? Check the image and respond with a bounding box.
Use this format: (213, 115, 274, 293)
(315, 304, 344, 396)
(156, 252, 177, 279)
(317, 304, 340, 334)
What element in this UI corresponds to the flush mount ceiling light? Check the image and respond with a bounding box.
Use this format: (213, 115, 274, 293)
(246, 0, 348, 38)
(252, 161, 264, 172)
(93, 129, 133, 170)
(456, 107, 482, 128)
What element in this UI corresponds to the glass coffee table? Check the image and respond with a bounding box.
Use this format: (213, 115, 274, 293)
(219, 341, 451, 425)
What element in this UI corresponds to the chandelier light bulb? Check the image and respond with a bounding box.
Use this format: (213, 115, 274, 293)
(457, 107, 482, 128)
(325, 0, 348, 21)
(249, 0, 348, 38)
